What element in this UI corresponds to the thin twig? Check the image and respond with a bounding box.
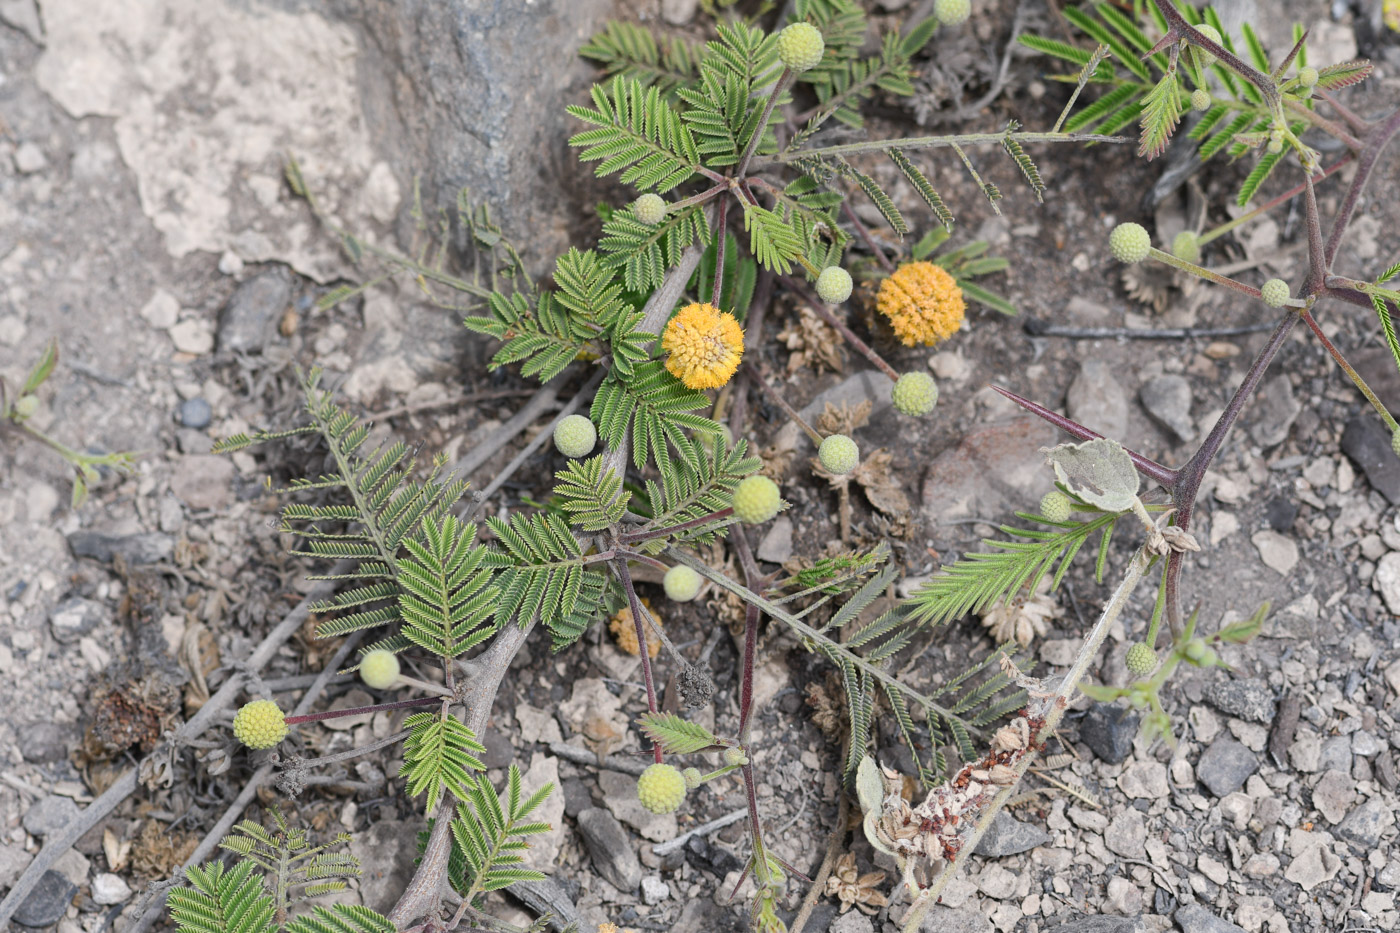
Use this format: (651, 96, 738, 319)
(1023, 318, 1278, 340)
(651, 809, 749, 856)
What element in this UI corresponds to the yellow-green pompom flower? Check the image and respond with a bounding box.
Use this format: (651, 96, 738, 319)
(891, 372, 938, 416)
(1125, 642, 1157, 676)
(360, 649, 400, 690)
(1039, 491, 1072, 522)
(777, 22, 825, 74)
(1260, 278, 1290, 308)
(661, 303, 745, 390)
(1171, 230, 1201, 264)
(682, 767, 703, 789)
(731, 475, 781, 524)
(637, 763, 687, 814)
(934, 0, 971, 25)
(1298, 66, 1319, 89)
(1192, 24, 1221, 67)
(723, 746, 749, 767)
(815, 266, 853, 304)
(818, 434, 859, 475)
(1109, 223, 1151, 263)
(1190, 88, 1211, 111)
(554, 414, 597, 458)
(875, 261, 965, 347)
(233, 700, 288, 750)
(634, 193, 667, 225)
(663, 565, 703, 602)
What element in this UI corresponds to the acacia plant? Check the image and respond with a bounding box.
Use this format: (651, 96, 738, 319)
(121, 2, 1400, 933)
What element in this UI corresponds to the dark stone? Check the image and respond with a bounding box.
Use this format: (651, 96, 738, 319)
(1263, 497, 1298, 532)
(1341, 415, 1400, 505)
(23, 795, 79, 838)
(17, 722, 72, 764)
(13, 871, 77, 927)
(1174, 903, 1246, 933)
(507, 878, 577, 930)
(803, 902, 839, 933)
(348, 819, 416, 914)
(1202, 678, 1276, 724)
(974, 811, 1052, 857)
(217, 269, 292, 353)
(177, 397, 212, 429)
(685, 834, 742, 879)
(576, 808, 641, 891)
(560, 777, 593, 819)
(1079, 702, 1139, 764)
(1197, 737, 1259, 797)
(479, 728, 514, 770)
(1248, 375, 1300, 448)
(1337, 797, 1395, 848)
(67, 531, 173, 565)
(1044, 918, 1145, 933)
(48, 596, 108, 644)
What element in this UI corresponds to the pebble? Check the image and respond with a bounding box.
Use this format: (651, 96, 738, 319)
(1139, 374, 1195, 442)
(140, 290, 180, 329)
(1284, 838, 1341, 890)
(14, 141, 48, 174)
(13, 870, 77, 928)
(1248, 375, 1300, 447)
(1250, 530, 1298, 575)
(1067, 359, 1129, 439)
(1043, 919, 1141, 933)
(1196, 737, 1258, 797)
(218, 269, 293, 353)
(348, 820, 415, 913)
(756, 516, 793, 564)
(178, 398, 212, 429)
(831, 912, 876, 933)
(1337, 797, 1395, 848)
(974, 812, 1051, 857)
(659, 0, 697, 24)
(1079, 702, 1139, 764)
(1319, 735, 1353, 774)
(1069, 806, 1109, 833)
(921, 417, 1059, 526)
(0, 846, 34, 888)
(48, 596, 109, 644)
(170, 454, 236, 511)
(1175, 903, 1246, 933)
(1118, 760, 1169, 799)
(577, 808, 641, 891)
(1375, 552, 1400, 615)
(91, 872, 132, 905)
(975, 864, 1017, 899)
(1342, 415, 1400, 504)
(1104, 877, 1142, 916)
(1244, 853, 1280, 877)
(640, 875, 669, 905)
(1104, 808, 1146, 858)
(1197, 854, 1230, 885)
(1313, 769, 1356, 823)
(169, 319, 215, 355)
(1202, 679, 1275, 724)
(23, 795, 79, 838)
(67, 531, 174, 565)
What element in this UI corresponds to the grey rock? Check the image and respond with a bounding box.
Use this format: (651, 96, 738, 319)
(13, 871, 77, 928)
(177, 397, 212, 429)
(349, 820, 417, 914)
(922, 417, 1059, 526)
(1337, 797, 1396, 848)
(351, 0, 618, 278)
(1080, 702, 1140, 764)
(756, 516, 793, 564)
(1341, 415, 1400, 504)
(217, 270, 292, 353)
(560, 777, 593, 819)
(1044, 918, 1145, 933)
(67, 531, 174, 565)
(1320, 735, 1354, 774)
(18, 722, 72, 764)
(48, 596, 109, 645)
(1174, 903, 1246, 933)
(1197, 737, 1258, 797)
(640, 875, 669, 906)
(13, 141, 47, 174)
(170, 455, 236, 511)
(1067, 359, 1129, 439)
(507, 878, 577, 929)
(974, 811, 1052, 857)
(660, 0, 698, 25)
(1313, 769, 1356, 824)
(1202, 679, 1275, 724)
(916, 906, 993, 932)
(1375, 552, 1400, 616)
(1104, 808, 1147, 858)
(831, 912, 876, 933)
(1140, 374, 1195, 442)
(577, 808, 642, 892)
(674, 898, 742, 932)
(91, 873, 132, 905)
(1249, 375, 1300, 447)
(0, 845, 34, 889)
(23, 795, 79, 838)
(479, 728, 514, 770)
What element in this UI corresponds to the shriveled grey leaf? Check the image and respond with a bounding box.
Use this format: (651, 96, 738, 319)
(856, 756, 883, 815)
(1042, 438, 1139, 512)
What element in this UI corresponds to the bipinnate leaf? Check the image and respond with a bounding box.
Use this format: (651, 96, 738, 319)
(638, 712, 718, 754)
(1043, 438, 1140, 513)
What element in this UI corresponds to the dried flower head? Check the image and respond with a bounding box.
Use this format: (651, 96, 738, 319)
(662, 302, 744, 389)
(875, 261, 965, 347)
(825, 853, 888, 915)
(979, 575, 1063, 647)
(609, 598, 663, 658)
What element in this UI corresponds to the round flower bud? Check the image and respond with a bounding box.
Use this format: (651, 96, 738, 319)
(233, 700, 288, 750)
(682, 767, 704, 790)
(634, 193, 667, 226)
(1267, 135, 1284, 155)
(1260, 278, 1290, 308)
(777, 22, 825, 74)
(663, 565, 704, 602)
(891, 371, 939, 417)
(1190, 88, 1211, 111)
(553, 414, 597, 459)
(934, 0, 971, 26)
(360, 650, 400, 690)
(1393, 426, 1400, 458)
(1171, 230, 1201, 265)
(1109, 222, 1151, 263)
(13, 395, 38, 419)
(1183, 638, 1209, 663)
(731, 475, 781, 524)
(818, 434, 859, 475)
(699, 424, 734, 455)
(723, 746, 749, 767)
(637, 762, 687, 814)
(1298, 66, 1318, 88)
(1125, 642, 1157, 676)
(1192, 24, 1221, 67)
(1039, 491, 1072, 523)
(815, 266, 853, 304)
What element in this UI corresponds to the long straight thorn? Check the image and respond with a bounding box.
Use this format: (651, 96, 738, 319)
(990, 384, 1179, 488)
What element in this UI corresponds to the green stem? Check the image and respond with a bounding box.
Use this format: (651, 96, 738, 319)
(768, 130, 1124, 164)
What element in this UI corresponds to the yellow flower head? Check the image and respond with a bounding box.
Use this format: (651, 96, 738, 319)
(662, 303, 744, 390)
(875, 261, 966, 347)
(609, 598, 663, 658)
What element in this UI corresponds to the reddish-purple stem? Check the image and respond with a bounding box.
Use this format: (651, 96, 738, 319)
(612, 558, 663, 762)
(779, 275, 901, 381)
(284, 695, 441, 725)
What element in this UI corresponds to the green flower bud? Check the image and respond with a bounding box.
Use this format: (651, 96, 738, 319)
(1039, 491, 1072, 522)
(818, 434, 859, 475)
(1260, 279, 1290, 308)
(1109, 222, 1151, 263)
(634, 193, 667, 225)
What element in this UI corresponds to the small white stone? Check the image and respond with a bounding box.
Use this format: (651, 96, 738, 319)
(91, 872, 132, 905)
(14, 141, 47, 174)
(1374, 552, 1400, 615)
(218, 251, 245, 275)
(0, 315, 26, 347)
(640, 875, 669, 905)
(1210, 510, 1239, 545)
(169, 319, 215, 355)
(1251, 529, 1299, 575)
(1198, 854, 1230, 886)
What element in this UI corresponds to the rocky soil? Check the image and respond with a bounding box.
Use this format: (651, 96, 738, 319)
(4, 1, 1400, 932)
